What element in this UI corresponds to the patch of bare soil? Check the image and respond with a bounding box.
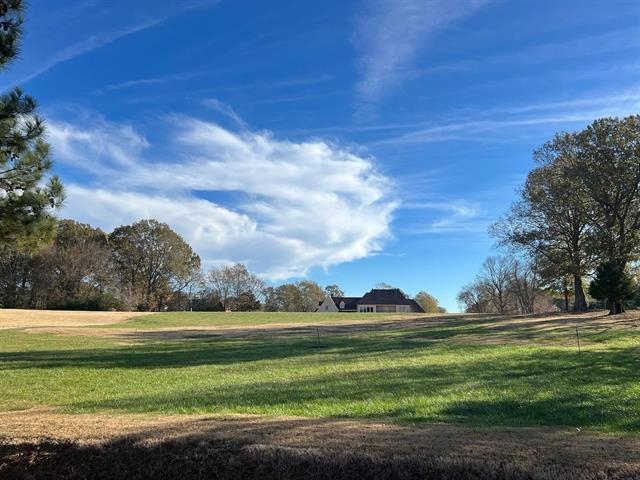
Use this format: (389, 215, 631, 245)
(1, 410, 638, 479)
(0, 309, 152, 330)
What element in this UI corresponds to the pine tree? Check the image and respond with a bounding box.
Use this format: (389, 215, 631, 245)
(0, 0, 64, 250)
(588, 262, 636, 315)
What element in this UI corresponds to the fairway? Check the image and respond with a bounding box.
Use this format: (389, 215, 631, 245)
(1, 309, 640, 478)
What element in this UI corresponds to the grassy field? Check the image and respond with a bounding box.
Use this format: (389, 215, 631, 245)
(1, 309, 639, 434)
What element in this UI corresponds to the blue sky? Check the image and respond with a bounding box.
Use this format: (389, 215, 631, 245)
(4, 0, 640, 311)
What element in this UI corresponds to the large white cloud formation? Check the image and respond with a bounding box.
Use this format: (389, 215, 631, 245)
(48, 114, 397, 278)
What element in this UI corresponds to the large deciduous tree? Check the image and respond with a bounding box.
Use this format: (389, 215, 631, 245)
(262, 280, 326, 312)
(324, 284, 344, 297)
(0, 220, 116, 309)
(110, 219, 201, 311)
(492, 134, 594, 311)
(493, 115, 640, 314)
(29, 220, 115, 309)
(0, 0, 64, 249)
(570, 117, 640, 313)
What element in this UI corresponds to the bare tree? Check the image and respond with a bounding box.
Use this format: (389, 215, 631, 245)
(480, 256, 514, 314)
(207, 263, 264, 311)
(508, 258, 539, 314)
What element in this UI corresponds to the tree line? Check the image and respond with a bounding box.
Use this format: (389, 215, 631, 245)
(0, 217, 447, 312)
(459, 115, 640, 315)
(0, 219, 199, 310)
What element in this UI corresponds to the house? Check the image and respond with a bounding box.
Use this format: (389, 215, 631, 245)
(357, 288, 424, 313)
(317, 296, 360, 312)
(317, 288, 424, 313)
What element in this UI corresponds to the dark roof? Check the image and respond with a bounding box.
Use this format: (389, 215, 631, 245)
(408, 299, 425, 313)
(357, 289, 425, 313)
(331, 296, 360, 311)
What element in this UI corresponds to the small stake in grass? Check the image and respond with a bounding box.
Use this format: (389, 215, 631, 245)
(576, 326, 581, 354)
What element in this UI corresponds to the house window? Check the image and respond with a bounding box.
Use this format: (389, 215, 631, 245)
(340, 301, 345, 310)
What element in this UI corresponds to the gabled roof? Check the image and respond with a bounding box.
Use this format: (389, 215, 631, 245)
(357, 289, 425, 312)
(331, 296, 360, 310)
(358, 288, 412, 305)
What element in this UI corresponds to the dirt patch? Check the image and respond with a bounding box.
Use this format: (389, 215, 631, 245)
(0, 309, 152, 330)
(1, 410, 639, 479)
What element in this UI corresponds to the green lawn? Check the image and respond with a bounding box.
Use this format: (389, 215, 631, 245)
(109, 311, 416, 329)
(1, 312, 639, 433)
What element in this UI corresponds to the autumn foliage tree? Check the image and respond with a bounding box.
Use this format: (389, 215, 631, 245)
(414, 291, 446, 313)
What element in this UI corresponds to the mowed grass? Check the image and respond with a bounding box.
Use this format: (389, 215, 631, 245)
(1, 311, 639, 433)
(110, 311, 414, 329)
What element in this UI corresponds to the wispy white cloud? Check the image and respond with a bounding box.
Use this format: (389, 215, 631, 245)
(353, 0, 491, 114)
(372, 86, 640, 146)
(401, 200, 487, 233)
(103, 72, 205, 92)
(17, 1, 219, 85)
(202, 98, 248, 129)
(414, 27, 640, 79)
(18, 19, 166, 84)
(48, 111, 397, 279)
(211, 75, 335, 93)
(46, 113, 149, 173)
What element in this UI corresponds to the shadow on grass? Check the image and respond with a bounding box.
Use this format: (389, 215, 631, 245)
(3, 415, 639, 480)
(60, 345, 640, 432)
(2, 322, 639, 432)
(0, 436, 615, 480)
(3, 312, 630, 371)
(0, 335, 435, 370)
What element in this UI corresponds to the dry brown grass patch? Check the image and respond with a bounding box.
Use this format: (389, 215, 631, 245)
(0, 309, 152, 330)
(1, 410, 639, 479)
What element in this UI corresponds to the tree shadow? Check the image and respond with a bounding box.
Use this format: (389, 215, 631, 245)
(0, 334, 435, 370)
(59, 345, 640, 432)
(3, 415, 639, 479)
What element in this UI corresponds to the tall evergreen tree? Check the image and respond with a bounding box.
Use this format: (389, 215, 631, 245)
(588, 262, 636, 313)
(0, 0, 64, 250)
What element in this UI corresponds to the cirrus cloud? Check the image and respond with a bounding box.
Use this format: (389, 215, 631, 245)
(353, 0, 492, 115)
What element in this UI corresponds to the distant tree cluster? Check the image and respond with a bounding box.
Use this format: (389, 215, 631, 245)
(201, 263, 264, 312)
(457, 256, 554, 314)
(262, 280, 326, 312)
(0, 219, 200, 311)
(485, 115, 640, 315)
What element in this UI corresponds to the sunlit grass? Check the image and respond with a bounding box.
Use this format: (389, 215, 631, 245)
(109, 311, 422, 329)
(1, 312, 639, 433)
